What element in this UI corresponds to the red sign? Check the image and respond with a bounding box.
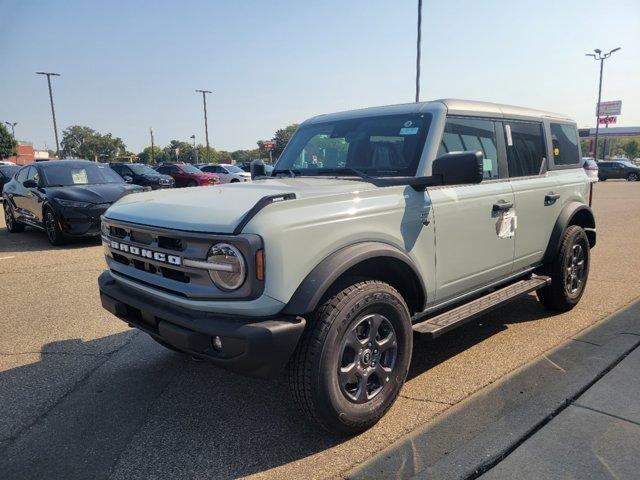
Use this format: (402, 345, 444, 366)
(598, 116, 617, 125)
(263, 142, 275, 150)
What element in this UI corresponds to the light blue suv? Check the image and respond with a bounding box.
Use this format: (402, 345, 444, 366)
(98, 99, 595, 434)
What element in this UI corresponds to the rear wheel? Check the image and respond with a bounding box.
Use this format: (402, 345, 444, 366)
(628, 173, 639, 182)
(186, 180, 198, 187)
(537, 225, 590, 312)
(3, 201, 25, 233)
(44, 207, 67, 245)
(288, 280, 412, 435)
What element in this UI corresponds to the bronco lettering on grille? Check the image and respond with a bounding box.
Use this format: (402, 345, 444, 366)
(109, 240, 182, 266)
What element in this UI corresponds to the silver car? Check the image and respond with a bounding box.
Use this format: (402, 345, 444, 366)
(98, 99, 595, 435)
(199, 163, 251, 183)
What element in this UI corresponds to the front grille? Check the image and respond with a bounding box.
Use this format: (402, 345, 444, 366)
(158, 236, 184, 251)
(101, 218, 263, 300)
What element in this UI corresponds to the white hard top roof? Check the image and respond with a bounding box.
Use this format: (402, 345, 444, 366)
(304, 99, 573, 124)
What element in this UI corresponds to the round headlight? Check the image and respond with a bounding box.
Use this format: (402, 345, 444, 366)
(207, 243, 246, 291)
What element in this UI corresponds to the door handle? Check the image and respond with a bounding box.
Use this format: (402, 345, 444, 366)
(544, 193, 560, 206)
(492, 201, 513, 212)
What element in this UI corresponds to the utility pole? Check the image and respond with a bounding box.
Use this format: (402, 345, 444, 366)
(195, 89, 212, 160)
(4, 122, 18, 139)
(415, 0, 423, 102)
(36, 72, 61, 158)
(150, 128, 155, 164)
(585, 48, 621, 159)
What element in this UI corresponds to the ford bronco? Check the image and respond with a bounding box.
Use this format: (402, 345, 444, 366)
(98, 99, 595, 434)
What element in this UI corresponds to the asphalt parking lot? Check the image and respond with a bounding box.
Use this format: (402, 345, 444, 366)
(1, 181, 639, 480)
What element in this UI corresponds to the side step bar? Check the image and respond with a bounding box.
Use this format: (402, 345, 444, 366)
(413, 275, 551, 339)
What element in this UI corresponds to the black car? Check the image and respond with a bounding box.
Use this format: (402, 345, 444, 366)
(0, 164, 20, 195)
(597, 160, 640, 181)
(109, 162, 175, 189)
(2, 160, 144, 245)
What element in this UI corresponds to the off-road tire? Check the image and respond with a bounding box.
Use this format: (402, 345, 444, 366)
(537, 225, 590, 312)
(287, 280, 412, 435)
(44, 207, 67, 246)
(628, 173, 639, 182)
(3, 201, 25, 233)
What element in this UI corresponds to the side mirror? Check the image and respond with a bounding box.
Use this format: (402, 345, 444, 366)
(23, 179, 38, 188)
(432, 151, 484, 186)
(123, 175, 133, 184)
(250, 159, 266, 180)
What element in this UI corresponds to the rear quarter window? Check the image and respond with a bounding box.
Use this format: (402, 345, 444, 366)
(550, 123, 580, 166)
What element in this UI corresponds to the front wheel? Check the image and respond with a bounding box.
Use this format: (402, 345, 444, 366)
(288, 280, 412, 435)
(44, 208, 67, 245)
(628, 173, 639, 182)
(4, 201, 25, 233)
(537, 225, 590, 312)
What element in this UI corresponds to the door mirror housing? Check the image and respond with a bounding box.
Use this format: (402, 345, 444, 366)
(250, 159, 266, 179)
(432, 151, 484, 186)
(123, 175, 133, 183)
(23, 179, 38, 188)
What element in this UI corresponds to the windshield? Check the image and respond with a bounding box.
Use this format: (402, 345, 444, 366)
(274, 114, 431, 177)
(224, 165, 244, 173)
(180, 164, 203, 174)
(42, 163, 124, 186)
(129, 164, 158, 175)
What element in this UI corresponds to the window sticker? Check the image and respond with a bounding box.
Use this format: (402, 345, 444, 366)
(505, 124, 513, 146)
(483, 158, 493, 172)
(71, 169, 88, 184)
(400, 127, 419, 135)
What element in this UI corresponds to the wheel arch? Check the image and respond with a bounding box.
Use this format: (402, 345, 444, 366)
(543, 202, 596, 264)
(282, 242, 427, 316)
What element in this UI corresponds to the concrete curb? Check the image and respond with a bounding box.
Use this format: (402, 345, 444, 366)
(347, 300, 640, 480)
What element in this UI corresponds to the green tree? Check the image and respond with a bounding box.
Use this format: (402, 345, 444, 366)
(272, 124, 298, 158)
(164, 140, 197, 163)
(61, 125, 127, 161)
(138, 146, 165, 164)
(0, 124, 17, 159)
(623, 139, 639, 159)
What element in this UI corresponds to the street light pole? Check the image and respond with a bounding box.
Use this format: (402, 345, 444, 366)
(36, 72, 61, 158)
(150, 128, 155, 164)
(415, 0, 423, 102)
(4, 122, 18, 139)
(585, 47, 621, 160)
(190, 134, 198, 163)
(195, 89, 212, 160)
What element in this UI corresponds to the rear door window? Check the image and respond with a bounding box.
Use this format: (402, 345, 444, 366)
(505, 122, 546, 177)
(438, 117, 501, 179)
(550, 123, 580, 165)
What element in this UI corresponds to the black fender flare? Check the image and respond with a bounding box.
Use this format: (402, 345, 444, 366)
(282, 242, 427, 315)
(542, 202, 596, 264)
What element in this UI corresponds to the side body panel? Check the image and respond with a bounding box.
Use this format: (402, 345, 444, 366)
(244, 185, 437, 307)
(427, 182, 515, 301)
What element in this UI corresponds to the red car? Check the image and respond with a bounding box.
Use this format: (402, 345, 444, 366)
(155, 163, 220, 187)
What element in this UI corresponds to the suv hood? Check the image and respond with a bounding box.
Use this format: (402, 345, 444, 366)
(104, 177, 374, 233)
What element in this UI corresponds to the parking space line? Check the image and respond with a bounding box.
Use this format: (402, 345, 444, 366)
(0, 256, 16, 260)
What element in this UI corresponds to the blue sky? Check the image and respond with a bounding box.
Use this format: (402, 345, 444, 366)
(1, 0, 639, 152)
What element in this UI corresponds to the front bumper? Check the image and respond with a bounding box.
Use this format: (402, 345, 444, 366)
(98, 271, 305, 378)
(56, 204, 109, 236)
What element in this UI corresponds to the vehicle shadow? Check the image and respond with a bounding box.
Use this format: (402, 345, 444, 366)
(0, 296, 558, 479)
(408, 295, 559, 380)
(0, 225, 101, 253)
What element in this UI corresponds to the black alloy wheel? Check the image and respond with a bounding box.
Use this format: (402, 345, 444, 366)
(4, 201, 25, 233)
(338, 313, 398, 404)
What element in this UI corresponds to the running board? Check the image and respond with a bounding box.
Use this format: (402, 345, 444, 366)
(413, 275, 551, 339)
